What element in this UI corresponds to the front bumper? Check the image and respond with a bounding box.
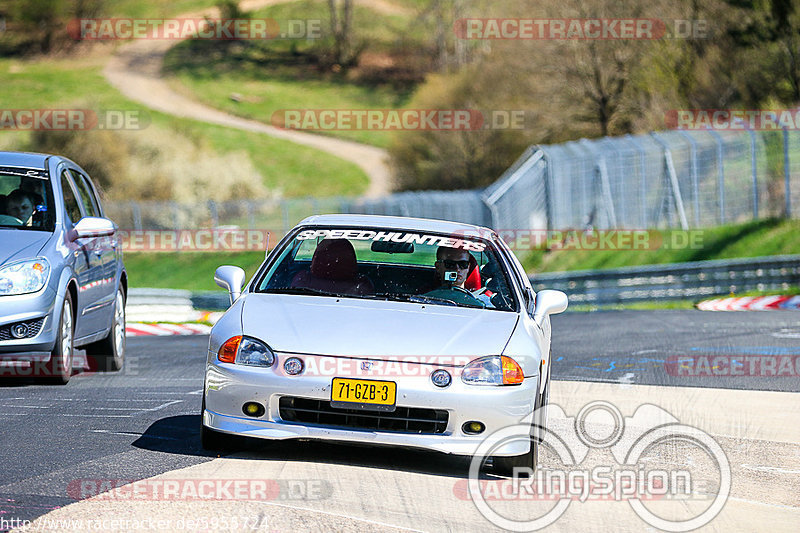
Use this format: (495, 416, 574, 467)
(0, 287, 58, 359)
(203, 352, 539, 457)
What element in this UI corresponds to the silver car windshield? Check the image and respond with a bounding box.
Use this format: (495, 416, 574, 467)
(256, 227, 518, 312)
(0, 171, 55, 232)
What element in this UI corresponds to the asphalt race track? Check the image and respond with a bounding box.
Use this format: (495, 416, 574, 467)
(552, 309, 800, 392)
(1, 310, 798, 532)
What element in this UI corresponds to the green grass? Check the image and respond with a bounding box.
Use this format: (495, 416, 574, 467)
(567, 300, 698, 312)
(0, 57, 368, 196)
(163, 0, 421, 148)
(124, 251, 266, 291)
(522, 219, 800, 273)
(105, 0, 220, 18)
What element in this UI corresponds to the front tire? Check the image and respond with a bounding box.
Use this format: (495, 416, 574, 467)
(44, 292, 74, 384)
(491, 437, 538, 478)
(85, 288, 125, 372)
(491, 370, 550, 477)
(200, 397, 232, 451)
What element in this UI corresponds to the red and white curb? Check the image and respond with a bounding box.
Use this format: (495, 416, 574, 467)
(697, 295, 800, 311)
(125, 323, 211, 337)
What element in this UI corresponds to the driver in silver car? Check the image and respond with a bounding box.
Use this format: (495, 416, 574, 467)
(423, 246, 486, 307)
(4, 189, 36, 224)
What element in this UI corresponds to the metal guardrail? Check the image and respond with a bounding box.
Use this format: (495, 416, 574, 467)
(128, 288, 230, 311)
(531, 255, 800, 305)
(128, 256, 800, 311)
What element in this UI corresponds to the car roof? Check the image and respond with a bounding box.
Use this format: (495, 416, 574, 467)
(297, 214, 495, 236)
(0, 151, 52, 170)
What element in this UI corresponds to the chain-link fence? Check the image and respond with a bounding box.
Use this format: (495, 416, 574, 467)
(483, 128, 800, 231)
(105, 128, 800, 235)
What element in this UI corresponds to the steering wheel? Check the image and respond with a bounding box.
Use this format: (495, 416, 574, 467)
(447, 285, 474, 296)
(470, 277, 493, 298)
(0, 214, 23, 225)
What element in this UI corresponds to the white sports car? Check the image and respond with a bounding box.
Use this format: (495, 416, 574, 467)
(202, 214, 567, 474)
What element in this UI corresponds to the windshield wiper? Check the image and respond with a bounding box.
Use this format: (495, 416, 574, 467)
(262, 287, 344, 298)
(363, 292, 459, 306)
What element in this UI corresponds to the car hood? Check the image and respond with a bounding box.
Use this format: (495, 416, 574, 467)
(241, 293, 518, 360)
(0, 229, 52, 265)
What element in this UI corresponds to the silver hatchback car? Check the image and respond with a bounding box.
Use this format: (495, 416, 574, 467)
(0, 152, 127, 383)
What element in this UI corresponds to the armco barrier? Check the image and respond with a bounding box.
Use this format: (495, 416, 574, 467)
(127, 255, 800, 312)
(531, 255, 800, 305)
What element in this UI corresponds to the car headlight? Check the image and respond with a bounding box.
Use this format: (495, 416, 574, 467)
(0, 258, 51, 296)
(462, 355, 524, 385)
(217, 336, 275, 367)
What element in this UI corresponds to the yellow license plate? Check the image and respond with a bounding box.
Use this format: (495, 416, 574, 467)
(331, 378, 396, 407)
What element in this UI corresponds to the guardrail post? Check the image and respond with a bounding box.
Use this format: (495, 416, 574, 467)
(625, 135, 649, 227)
(596, 158, 619, 227)
(706, 129, 726, 224)
(246, 200, 255, 229)
(281, 200, 290, 233)
(207, 200, 218, 228)
(677, 131, 701, 226)
(130, 201, 142, 231)
(650, 132, 689, 229)
(171, 201, 180, 230)
(785, 127, 792, 218)
(748, 129, 759, 218)
(543, 150, 553, 231)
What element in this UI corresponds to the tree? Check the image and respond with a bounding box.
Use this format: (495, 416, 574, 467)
(327, 0, 355, 66)
(724, 0, 800, 104)
(15, 0, 64, 53)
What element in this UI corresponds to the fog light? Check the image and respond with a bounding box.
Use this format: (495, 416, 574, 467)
(284, 357, 304, 376)
(431, 369, 451, 387)
(242, 402, 265, 417)
(11, 323, 28, 339)
(462, 421, 485, 435)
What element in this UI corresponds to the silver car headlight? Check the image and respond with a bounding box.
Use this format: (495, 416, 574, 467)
(461, 355, 524, 385)
(218, 336, 275, 367)
(0, 258, 51, 296)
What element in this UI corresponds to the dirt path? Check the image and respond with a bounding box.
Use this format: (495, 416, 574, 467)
(103, 0, 401, 197)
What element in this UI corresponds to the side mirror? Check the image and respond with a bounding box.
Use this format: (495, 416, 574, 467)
(215, 265, 246, 305)
(532, 289, 568, 326)
(71, 217, 116, 240)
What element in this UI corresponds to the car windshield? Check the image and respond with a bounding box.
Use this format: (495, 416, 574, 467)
(256, 226, 518, 312)
(0, 169, 55, 232)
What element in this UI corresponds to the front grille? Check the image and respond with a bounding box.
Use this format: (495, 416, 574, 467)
(0, 317, 45, 341)
(279, 396, 449, 435)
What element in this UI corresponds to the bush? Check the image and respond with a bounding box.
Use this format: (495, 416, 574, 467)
(28, 126, 269, 203)
(388, 63, 542, 191)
